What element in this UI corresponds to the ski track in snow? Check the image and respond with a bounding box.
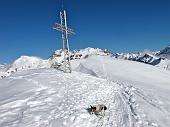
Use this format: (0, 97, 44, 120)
(0, 69, 140, 127)
(72, 57, 162, 127)
(101, 57, 170, 126)
(116, 82, 160, 127)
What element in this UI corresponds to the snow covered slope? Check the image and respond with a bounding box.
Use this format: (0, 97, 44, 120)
(0, 69, 143, 127)
(72, 55, 170, 127)
(11, 56, 50, 71)
(156, 59, 170, 71)
(0, 47, 170, 127)
(0, 56, 50, 79)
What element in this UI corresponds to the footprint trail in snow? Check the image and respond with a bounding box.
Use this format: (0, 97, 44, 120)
(0, 69, 158, 127)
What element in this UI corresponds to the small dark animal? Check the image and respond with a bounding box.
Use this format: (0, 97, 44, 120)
(90, 104, 107, 115)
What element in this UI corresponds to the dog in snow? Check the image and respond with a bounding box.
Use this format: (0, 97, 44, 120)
(90, 104, 107, 115)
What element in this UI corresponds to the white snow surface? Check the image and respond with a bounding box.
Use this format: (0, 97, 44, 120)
(0, 56, 50, 79)
(72, 56, 170, 127)
(0, 64, 11, 78)
(0, 48, 170, 127)
(74, 47, 111, 57)
(156, 59, 170, 70)
(0, 68, 134, 127)
(12, 56, 50, 71)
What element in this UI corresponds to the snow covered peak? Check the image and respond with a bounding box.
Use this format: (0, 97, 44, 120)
(12, 56, 50, 71)
(73, 47, 112, 58)
(54, 49, 64, 55)
(137, 53, 161, 65)
(49, 47, 112, 67)
(75, 47, 104, 54)
(0, 56, 51, 79)
(157, 44, 170, 59)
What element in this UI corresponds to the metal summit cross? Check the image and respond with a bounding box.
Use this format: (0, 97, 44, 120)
(53, 10, 75, 73)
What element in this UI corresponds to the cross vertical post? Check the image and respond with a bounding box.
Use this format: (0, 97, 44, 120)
(53, 10, 75, 73)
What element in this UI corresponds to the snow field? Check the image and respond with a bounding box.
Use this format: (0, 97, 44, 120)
(72, 55, 170, 127)
(0, 69, 138, 127)
(0, 52, 170, 127)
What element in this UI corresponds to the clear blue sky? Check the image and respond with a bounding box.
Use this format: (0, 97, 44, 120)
(0, 0, 170, 63)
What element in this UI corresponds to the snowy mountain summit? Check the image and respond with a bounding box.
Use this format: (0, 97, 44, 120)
(0, 56, 50, 79)
(0, 46, 170, 127)
(48, 47, 112, 68)
(12, 56, 50, 71)
(1, 46, 170, 79)
(49, 47, 112, 61)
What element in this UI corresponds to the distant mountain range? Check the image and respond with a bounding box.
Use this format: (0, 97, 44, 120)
(49, 45, 170, 67)
(0, 45, 170, 79)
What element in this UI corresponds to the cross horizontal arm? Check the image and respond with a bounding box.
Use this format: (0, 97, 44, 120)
(53, 23, 75, 35)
